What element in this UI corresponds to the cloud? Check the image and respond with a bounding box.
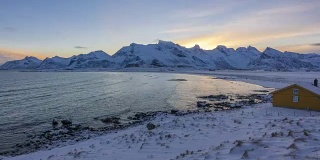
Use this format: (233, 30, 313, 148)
(152, 39, 161, 43)
(160, 28, 194, 34)
(310, 43, 320, 46)
(277, 44, 320, 54)
(74, 46, 87, 49)
(256, 3, 319, 16)
(174, 2, 320, 52)
(3, 27, 16, 32)
(159, 26, 213, 34)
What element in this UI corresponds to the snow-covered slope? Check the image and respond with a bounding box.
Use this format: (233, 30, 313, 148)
(112, 41, 209, 68)
(37, 50, 114, 69)
(0, 56, 42, 70)
(67, 50, 114, 69)
(248, 48, 316, 71)
(38, 56, 73, 69)
(1, 41, 320, 71)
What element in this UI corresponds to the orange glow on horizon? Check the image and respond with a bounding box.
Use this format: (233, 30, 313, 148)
(0, 48, 48, 60)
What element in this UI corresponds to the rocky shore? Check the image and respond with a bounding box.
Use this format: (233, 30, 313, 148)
(1, 93, 270, 157)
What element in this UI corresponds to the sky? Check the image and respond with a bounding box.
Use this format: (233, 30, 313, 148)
(0, 0, 320, 63)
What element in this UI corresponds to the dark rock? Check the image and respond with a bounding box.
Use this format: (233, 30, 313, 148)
(253, 90, 269, 93)
(129, 112, 154, 121)
(214, 102, 232, 107)
(52, 119, 58, 126)
(231, 105, 242, 108)
(197, 101, 207, 107)
(100, 117, 120, 124)
(249, 99, 255, 104)
(198, 94, 228, 101)
(113, 120, 121, 125)
(146, 122, 156, 130)
(205, 103, 213, 107)
(170, 110, 179, 114)
(61, 120, 72, 126)
(168, 79, 187, 81)
(66, 124, 82, 131)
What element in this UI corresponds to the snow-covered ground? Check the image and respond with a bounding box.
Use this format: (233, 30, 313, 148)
(2, 71, 320, 160)
(3, 103, 320, 160)
(184, 70, 319, 89)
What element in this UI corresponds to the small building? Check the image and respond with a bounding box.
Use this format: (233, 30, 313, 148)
(272, 81, 320, 110)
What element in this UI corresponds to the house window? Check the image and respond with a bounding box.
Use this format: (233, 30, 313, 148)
(293, 89, 299, 95)
(293, 96, 299, 103)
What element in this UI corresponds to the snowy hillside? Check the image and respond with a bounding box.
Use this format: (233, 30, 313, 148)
(112, 41, 211, 68)
(38, 56, 73, 69)
(67, 50, 114, 69)
(248, 48, 316, 71)
(0, 56, 42, 69)
(1, 41, 320, 71)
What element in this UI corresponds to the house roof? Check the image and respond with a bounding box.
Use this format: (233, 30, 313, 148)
(272, 83, 320, 96)
(298, 84, 320, 95)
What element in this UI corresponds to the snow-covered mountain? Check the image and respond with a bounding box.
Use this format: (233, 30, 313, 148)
(0, 56, 42, 69)
(67, 50, 114, 69)
(112, 41, 207, 68)
(7, 51, 113, 70)
(248, 48, 316, 71)
(1, 41, 320, 71)
(38, 56, 73, 69)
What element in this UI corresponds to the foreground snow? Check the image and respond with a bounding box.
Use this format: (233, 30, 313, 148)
(3, 103, 320, 160)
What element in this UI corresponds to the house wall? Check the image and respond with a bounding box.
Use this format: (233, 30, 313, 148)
(273, 85, 320, 110)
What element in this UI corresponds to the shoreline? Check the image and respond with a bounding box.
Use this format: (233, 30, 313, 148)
(2, 70, 320, 159)
(4, 102, 320, 160)
(1, 90, 269, 157)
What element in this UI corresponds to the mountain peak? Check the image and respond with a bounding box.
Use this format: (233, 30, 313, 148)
(129, 43, 138, 47)
(157, 40, 176, 46)
(85, 50, 111, 60)
(263, 47, 282, 54)
(247, 46, 259, 52)
(264, 47, 279, 52)
(24, 56, 38, 59)
(23, 56, 41, 61)
(216, 45, 235, 54)
(216, 45, 227, 49)
(88, 50, 107, 55)
(193, 44, 201, 50)
(236, 47, 247, 52)
(235, 46, 260, 54)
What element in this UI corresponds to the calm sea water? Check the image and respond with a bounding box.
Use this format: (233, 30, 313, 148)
(0, 71, 267, 153)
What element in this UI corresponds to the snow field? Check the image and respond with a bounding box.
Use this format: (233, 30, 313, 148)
(5, 103, 320, 160)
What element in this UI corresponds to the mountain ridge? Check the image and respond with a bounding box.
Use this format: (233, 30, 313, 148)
(1, 41, 320, 71)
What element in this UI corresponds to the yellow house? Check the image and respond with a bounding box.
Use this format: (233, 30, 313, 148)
(272, 84, 320, 110)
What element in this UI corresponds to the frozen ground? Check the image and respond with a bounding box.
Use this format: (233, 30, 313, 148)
(2, 71, 320, 160)
(3, 103, 320, 160)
